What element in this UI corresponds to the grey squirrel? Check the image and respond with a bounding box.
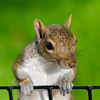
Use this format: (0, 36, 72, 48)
(13, 15, 77, 100)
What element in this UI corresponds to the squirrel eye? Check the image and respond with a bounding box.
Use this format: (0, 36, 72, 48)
(46, 42, 54, 50)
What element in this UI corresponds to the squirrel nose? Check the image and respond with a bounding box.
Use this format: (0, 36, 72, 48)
(68, 60, 77, 68)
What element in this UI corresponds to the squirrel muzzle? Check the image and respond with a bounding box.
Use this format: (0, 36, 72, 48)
(59, 58, 77, 69)
(68, 60, 77, 68)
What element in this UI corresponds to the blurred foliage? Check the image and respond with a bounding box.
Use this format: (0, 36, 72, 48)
(0, 0, 100, 100)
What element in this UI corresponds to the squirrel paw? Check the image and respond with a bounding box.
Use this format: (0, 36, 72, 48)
(20, 79, 33, 96)
(59, 80, 73, 96)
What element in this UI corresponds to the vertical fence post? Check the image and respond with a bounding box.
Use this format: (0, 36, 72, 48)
(47, 86, 53, 100)
(87, 86, 93, 100)
(7, 86, 13, 100)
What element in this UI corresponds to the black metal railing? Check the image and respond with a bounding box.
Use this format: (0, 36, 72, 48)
(0, 85, 100, 100)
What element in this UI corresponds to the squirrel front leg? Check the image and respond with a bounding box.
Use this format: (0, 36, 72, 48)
(13, 63, 34, 96)
(13, 51, 34, 96)
(59, 68, 77, 96)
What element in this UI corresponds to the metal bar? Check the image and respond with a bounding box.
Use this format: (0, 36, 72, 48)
(87, 86, 93, 100)
(88, 88, 92, 100)
(0, 86, 100, 100)
(1, 85, 100, 89)
(7, 86, 13, 100)
(34, 86, 53, 100)
(47, 87, 53, 100)
(92, 86, 100, 89)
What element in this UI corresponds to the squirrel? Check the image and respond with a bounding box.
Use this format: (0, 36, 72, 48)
(13, 15, 77, 100)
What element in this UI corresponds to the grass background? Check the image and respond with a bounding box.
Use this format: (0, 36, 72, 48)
(0, 0, 100, 100)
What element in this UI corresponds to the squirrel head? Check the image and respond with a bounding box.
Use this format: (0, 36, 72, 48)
(34, 15, 77, 69)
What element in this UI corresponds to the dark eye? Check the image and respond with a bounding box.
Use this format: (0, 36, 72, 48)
(46, 42, 54, 50)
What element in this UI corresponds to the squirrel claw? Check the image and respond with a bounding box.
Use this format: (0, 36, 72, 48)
(20, 81, 34, 96)
(59, 80, 73, 96)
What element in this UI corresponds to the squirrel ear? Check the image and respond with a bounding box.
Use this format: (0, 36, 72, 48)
(65, 14, 72, 28)
(34, 19, 46, 40)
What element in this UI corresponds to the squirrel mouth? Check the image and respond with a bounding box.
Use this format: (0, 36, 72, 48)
(57, 60, 70, 69)
(60, 62, 70, 69)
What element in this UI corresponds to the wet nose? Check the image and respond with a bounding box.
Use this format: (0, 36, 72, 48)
(68, 60, 77, 68)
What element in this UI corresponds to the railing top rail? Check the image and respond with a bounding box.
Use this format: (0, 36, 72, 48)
(0, 85, 100, 100)
(0, 85, 100, 89)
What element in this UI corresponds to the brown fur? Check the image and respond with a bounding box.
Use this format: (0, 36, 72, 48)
(22, 78, 30, 85)
(37, 24, 77, 69)
(12, 15, 77, 100)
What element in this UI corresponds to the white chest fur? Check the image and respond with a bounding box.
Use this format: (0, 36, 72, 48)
(19, 56, 73, 86)
(18, 56, 74, 100)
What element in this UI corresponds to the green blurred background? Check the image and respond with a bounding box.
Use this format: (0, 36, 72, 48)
(0, 0, 100, 100)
